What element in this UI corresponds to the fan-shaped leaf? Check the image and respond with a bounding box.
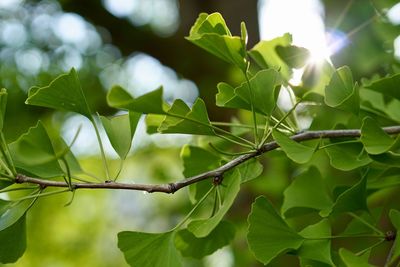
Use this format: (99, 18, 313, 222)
(247, 196, 304, 265)
(159, 99, 215, 136)
(325, 66, 359, 114)
(188, 170, 240, 237)
(9, 121, 63, 178)
(249, 33, 293, 80)
(365, 73, 400, 101)
(107, 86, 166, 115)
(276, 45, 310, 69)
(0, 215, 26, 264)
(175, 220, 235, 259)
(282, 167, 332, 217)
(26, 68, 92, 118)
(361, 117, 394, 155)
(272, 130, 316, 164)
(235, 69, 281, 116)
(186, 13, 247, 70)
(118, 231, 181, 267)
(100, 112, 140, 159)
(297, 219, 334, 265)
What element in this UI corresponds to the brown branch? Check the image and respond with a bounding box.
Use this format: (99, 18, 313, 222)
(14, 126, 400, 194)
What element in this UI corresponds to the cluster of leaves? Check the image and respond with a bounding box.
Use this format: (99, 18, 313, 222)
(1, 12, 400, 266)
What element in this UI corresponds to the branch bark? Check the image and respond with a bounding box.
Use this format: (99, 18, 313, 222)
(14, 126, 400, 194)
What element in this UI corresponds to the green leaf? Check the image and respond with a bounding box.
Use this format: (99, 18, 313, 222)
(118, 231, 181, 267)
(272, 130, 316, 164)
(361, 117, 394, 155)
(145, 114, 165, 134)
(247, 196, 304, 265)
(0, 88, 7, 131)
(187, 170, 240, 237)
(301, 59, 334, 95)
(0, 199, 32, 231)
(390, 209, 400, 229)
(320, 175, 368, 217)
(297, 219, 334, 265)
(370, 152, 400, 166)
(186, 13, 247, 70)
(388, 209, 400, 265)
(325, 142, 371, 171)
(159, 99, 215, 136)
(365, 73, 400, 101)
(236, 158, 263, 183)
(216, 82, 249, 110)
(235, 69, 281, 116)
(276, 45, 310, 69)
(325, 66, 359, 114)
(107, 86, 166, 115)
(25, 68, 92, 119)
(180, 145, 220, 203)
(339, 248, 376, 267)
(249, 33, 293, 80)
(9, 121, 64, 178)
(175, 220, 235, 259)
(180, 145, 220, 178)
(282, 167, 333, 217)
(100, 112, 140, 159)
(0, 215, 26, 263)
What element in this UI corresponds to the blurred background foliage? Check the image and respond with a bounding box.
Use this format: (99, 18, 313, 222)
(0, 0, 399, 266)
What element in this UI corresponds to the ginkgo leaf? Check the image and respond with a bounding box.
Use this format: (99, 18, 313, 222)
(339, 248, 376, 267)
(186, 13, 247, 70)
(175, 220, 235, 259)
(320, 175, 368, 217)
(249, 33, 293, 80)
(365, 73, 400, 101)
(158, 99, 215, 136)
(361, 117, 394, 155)
(247, 196, 304, 265)
(235, 69, 281, 116)
(325, 66, 359, 114)
(0, 215, 26, 264)
(26, 68, 92, 119)
(100, 112, 140, 159)
(9, 121, 64, 178)
(188, 170, 240, 238)
(325, 142, 371, 171)
(276, 45, 310, 69)
(216, 82, 249, 110)
(272, 129, 316, 164)
(297, 219, 334, 265)
(118, 231, 181, 267)
(388, 209, 400, 265)
(107, 86, 167, 115)
(282, 167, 333, 217)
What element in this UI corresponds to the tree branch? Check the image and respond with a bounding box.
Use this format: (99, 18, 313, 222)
(13, 126, 400, 194)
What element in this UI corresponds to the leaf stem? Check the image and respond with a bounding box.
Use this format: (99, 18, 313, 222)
(260, 100, 302, 147)
(13, 188, 70, 202)
(0, 132, 16, 176)
(91, 117, 110, 181)
(208, 142, 255, 156)
(173, 185, 215, 231)
(356, 239, 385, 256)
(243, 66, 259, 145)
(348, 212, 384, 235)
(319, 139, 360, 150)
(306, 234, 385, 240)
(168, 113, 255, 148)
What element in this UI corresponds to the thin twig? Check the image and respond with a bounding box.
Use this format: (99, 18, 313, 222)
(13, 126, 400, 194)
